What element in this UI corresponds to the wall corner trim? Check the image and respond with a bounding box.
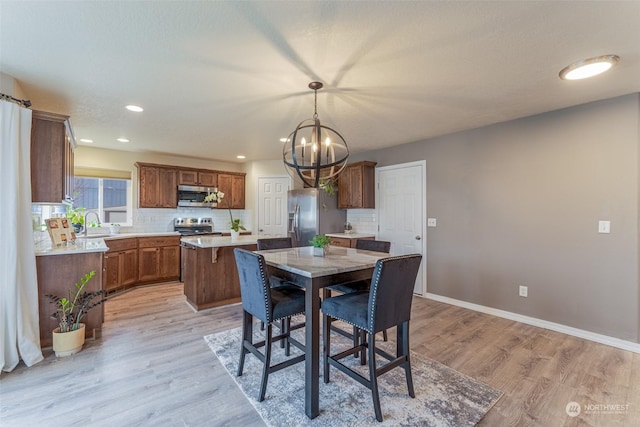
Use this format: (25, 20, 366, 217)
(424, 292, 640, 354)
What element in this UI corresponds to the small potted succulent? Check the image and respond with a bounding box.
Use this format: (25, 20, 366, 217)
(46, 271, 106, 357)
(310, 234, 331, 257)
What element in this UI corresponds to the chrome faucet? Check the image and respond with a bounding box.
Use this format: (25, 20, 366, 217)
(83, 211, 101, 237)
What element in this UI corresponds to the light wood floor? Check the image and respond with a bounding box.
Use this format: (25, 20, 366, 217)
(1, 283, 638, 426)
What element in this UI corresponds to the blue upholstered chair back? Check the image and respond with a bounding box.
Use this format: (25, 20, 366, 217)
(234, 248, 273, 324)
(256, 237, 293, 251)
(355, 239, 390, 253)
(368, 254, 422, 333)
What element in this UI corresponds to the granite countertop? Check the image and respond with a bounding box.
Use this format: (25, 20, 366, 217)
(103, 232, 180, 240)
(35, 231, 180, 256)
(35, 238, 109, 256)
(325, 232, 376, 239)
(181, 235, 259, 248)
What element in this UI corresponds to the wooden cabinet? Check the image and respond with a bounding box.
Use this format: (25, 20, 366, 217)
(217, 173, 245, 209)
(36, 252, 103, 347)
(137, 236, 181, 283)
(137, 163, 177, 208)
(31, 110, 75, 203)
(329, 236, 374, 248)
(178, 169, 217, 187)
(338, 161, 377, 209)
(103, 238, 138, 292)
(137, 162, 243, 208)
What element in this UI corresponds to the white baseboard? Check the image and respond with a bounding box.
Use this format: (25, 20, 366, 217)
(424, 292, 640, 354)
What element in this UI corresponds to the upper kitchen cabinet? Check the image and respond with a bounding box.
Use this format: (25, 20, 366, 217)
(338, 161, 377, 209)
(136, 163, 177, 208)
(216, 173, 245, 209)
(178, 169, 217, 187)
(31, 110, 76, 203)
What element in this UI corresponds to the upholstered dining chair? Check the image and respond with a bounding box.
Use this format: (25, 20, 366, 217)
(256, 237, 298, 338)
(325, 239, 391, 349)
(321, 254, 422, 422)
(256, 237, 295, 288)
(234, 248, 306, 402)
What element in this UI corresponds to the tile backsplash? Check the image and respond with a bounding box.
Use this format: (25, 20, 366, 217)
(32, 203, 251, 238)
(346, 209, 377, 235)
(125, 207, 251, 233)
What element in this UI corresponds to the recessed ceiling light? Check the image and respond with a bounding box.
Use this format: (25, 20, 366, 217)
(117, 138, 130, 143)
(559, 55, 619, 80)
(125, 105, 144, 112)
(237, 155, 246, 159)
(79, 138, 94, 143)
(280, 138, 289, 143)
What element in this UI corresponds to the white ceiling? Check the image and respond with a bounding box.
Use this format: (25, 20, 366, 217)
(2, 1, 639, 163)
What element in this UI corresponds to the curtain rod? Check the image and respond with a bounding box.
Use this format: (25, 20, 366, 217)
(0, 92, 32, 108)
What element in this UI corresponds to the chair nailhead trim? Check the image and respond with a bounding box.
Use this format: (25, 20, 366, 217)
(257, 255, 272, 322)
(369, 254, 418, 331)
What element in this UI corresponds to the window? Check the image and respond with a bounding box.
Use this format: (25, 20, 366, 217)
(73, 177, 133, 225)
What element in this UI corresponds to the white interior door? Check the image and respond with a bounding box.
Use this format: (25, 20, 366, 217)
(257, 176, 290, 237)
(376, 161, 426, 295)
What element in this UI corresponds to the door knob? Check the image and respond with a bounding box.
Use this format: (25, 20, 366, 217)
(259, 229, 263, 232)
(415, 235, 421, 240)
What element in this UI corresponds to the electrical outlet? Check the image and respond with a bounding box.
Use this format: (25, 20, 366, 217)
(519, 285, 528, 297)
(427, 218, 437, 227)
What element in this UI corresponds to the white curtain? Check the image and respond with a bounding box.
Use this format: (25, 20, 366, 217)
(0, 99, 43, 373)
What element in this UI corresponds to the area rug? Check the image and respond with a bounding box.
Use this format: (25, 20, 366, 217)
(205, 324, 502, 426)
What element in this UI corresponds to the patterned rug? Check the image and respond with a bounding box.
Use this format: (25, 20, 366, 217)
(205, 324, 502, 426)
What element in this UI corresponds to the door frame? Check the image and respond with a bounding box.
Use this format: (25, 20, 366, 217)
(375, 160, 427, 296)
(256, 175, 291, 237)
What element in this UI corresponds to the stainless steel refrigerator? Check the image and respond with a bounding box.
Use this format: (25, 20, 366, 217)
(287, 188, 346, 247)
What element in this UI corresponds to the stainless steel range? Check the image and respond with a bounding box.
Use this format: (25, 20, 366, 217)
(174, 217, 221, 236)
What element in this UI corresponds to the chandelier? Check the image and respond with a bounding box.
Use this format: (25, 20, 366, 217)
(283, 82, 349, 188)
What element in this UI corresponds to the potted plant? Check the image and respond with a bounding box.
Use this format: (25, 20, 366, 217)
(310, 234, 331, 256)
(206, 190, 246, 239)
(230, 218, 246, 240)
(45, 270, 106, 357)
(109, 223, 121, 234)
(66, 206, 86, 233)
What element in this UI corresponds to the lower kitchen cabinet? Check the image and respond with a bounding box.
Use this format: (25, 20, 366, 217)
(103, 238, 138, 292)
(329, 236, 374, 248)
(103, 235, 180, 291)
(138, 236, 181, 283)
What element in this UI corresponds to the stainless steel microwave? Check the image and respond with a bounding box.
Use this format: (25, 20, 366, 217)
(177, 185, 216, 207)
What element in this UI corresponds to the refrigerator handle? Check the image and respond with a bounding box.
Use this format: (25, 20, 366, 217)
(294, 203, 300, 242)
(287, 204, 300, 244)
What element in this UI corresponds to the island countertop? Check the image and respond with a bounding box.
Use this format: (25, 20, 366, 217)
(180, 234, 259, 248)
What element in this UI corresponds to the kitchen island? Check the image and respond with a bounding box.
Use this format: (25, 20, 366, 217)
(180, 235, 258, 311)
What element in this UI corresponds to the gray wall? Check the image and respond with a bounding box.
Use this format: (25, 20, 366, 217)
(354, 93, 640, 342)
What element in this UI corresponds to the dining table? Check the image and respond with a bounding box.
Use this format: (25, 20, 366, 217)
(255, 245, 388, 419)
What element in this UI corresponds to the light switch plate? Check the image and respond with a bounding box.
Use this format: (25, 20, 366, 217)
(427, 218, 437, 227)
(598, 220, 611, 234)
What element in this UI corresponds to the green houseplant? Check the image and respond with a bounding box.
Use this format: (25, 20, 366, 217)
(45, 270, 106, 357)
(66, 206, 86, 233)
(310, 234, 331, 256)
(205, 190, 246, 237)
